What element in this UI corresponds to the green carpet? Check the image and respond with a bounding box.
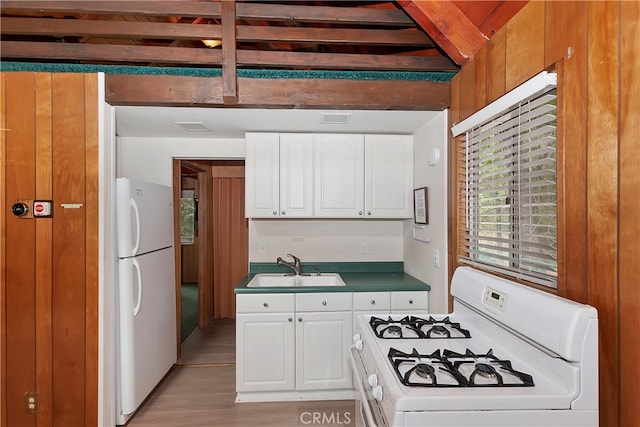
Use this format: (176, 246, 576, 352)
(181, 283, 198, 343)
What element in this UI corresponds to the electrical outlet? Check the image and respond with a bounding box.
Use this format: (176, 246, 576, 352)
(361, 242, 372, 255)
(433, 249, 440, 268)
(258, 241, 267, 254)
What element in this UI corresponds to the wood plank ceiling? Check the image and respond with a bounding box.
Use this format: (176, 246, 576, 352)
(0, 0, 526, 108)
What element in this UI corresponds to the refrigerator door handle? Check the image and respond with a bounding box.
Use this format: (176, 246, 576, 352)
(132, 258, 143, 316)
(131, 197, 141, 255)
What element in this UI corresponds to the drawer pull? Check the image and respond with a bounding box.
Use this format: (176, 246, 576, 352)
(408, 299, 414, 304)
(370, 300, 376, 305)
(263, 302, 269, 308)
(322, 300, 327, 306)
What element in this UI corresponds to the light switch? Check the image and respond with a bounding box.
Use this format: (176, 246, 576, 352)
(33, 200, 53, 217)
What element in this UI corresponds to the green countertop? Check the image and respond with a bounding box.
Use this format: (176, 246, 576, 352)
(234, 262, 431, 294)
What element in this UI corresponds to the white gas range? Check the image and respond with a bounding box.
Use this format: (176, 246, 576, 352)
(350, 267, 599, 427)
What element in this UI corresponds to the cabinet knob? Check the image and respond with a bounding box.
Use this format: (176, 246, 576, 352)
(322, 300, 327, 306)
(263, 302, 269, 308)
(298, 317, 303, 322)
(408, 299, 414, 304)
(358, 211, 363, 216)
(370, 300, 376, 305)
(288, 317, 293, 322)
(367, 211, 372, 216)
(281, 210, 286, 215)
(272, 211, 277, 216)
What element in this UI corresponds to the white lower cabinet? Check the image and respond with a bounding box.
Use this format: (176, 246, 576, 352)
(236, 312, 295, 392)
(236, 290, 428, 399)
(295, 311, 352, 390)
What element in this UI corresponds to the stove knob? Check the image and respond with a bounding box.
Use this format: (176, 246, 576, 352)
(372, 385, 384, 401)
(367, 374, 378, 387)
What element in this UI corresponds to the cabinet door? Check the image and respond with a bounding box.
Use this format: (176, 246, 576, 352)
(295, 311, 353, 390)
(365, 134, 414, 218)
(279, 133, 314, 217)
(236, 313, 295, 392)
(314, 134, 365, 217)
(245, 133, 280, 217)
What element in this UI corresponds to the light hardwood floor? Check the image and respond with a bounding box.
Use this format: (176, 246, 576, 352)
(127, 319, 355, 427)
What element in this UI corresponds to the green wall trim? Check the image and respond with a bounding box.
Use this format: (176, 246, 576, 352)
(0, 61, 455, 82)
(249, 261, 405, 274)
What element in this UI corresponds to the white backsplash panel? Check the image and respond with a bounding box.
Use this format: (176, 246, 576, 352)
(249, 219, 404, 262)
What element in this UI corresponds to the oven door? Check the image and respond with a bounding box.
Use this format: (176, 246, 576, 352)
(349, 339, 388, 427)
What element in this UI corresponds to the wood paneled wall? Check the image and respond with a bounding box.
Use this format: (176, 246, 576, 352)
(448, 2, 640, 426)
(1, 72, 99, 426)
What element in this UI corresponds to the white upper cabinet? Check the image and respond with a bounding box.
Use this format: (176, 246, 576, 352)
(314, 134, 365, 217)
(245, 133, 313, 218)
(246, 132, 413, 219)
(315, 134, 413, 218)
(245, 132, 280, 217)
(279, 133, 314, 217)
(364, 134, 414, 218)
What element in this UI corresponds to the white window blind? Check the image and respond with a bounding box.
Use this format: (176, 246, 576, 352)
(456, 75, 558, 288)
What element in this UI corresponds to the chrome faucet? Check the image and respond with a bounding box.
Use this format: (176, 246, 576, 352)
(276, 253, 302, 276)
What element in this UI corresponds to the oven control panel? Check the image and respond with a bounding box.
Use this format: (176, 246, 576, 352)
(483, 287, 507, 312)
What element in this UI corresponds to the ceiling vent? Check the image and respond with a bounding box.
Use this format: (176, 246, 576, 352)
(174, 121, 211, 132)
(320, 113, 352, 124)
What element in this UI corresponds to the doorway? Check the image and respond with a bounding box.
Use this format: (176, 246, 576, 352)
(173, 159, 248, 361)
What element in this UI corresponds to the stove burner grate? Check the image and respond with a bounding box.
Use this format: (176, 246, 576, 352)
(369, 316, 471, 339)
(388, 347, 534, 388)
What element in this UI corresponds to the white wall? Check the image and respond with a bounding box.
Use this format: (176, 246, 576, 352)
(117, 122, 449, 310)
(250, 219, 403, 263)
(117, 136, 246, 185)
(403, 111, 449, 313)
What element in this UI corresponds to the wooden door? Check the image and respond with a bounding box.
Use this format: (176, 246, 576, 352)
(212, 164, 248, 319)
(1, 72, 99, 426)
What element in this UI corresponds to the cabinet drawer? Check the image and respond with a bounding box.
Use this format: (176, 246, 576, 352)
(296, 293, 352, 312)
(391, 291, 429, 311)
(353, 292, 390, 311)
(236, 294, 295, 313)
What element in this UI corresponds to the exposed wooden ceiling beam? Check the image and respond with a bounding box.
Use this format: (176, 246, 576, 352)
(0, 1, 221, 18)
(236, 50, 457, 71)
(221, 0, 237, 105)
(236, 26, 433, 46)
(235, 3, 414, 26)
(0, 17, 222, 40)
(1, 40, 455, 71)
(398, 0, 488, 65)
(105, 74, 451, 110)
(1, 16, 431, 47)
(1, 41, 223, 65)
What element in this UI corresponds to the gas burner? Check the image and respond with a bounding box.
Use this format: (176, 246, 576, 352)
(369, 316, 471, 339)
(426, 325, 450, 338)
(415, 363, 436, 379)
(385, 325, 402, 338)
(388, 347, 534, 388)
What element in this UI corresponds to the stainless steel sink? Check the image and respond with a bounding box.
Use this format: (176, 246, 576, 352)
(246, 273, 346, 287)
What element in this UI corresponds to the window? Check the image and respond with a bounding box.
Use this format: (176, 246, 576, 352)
(180, 190, 196, 245)
(453, 72, 558, 288)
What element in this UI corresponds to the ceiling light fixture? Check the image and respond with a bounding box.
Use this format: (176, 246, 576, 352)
(320, 112, 352, 124)
(174, 121, 211, 132)
(202, 39, 222, 48)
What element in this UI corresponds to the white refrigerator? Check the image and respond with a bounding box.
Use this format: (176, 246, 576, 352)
(115, 177, 177, 425)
